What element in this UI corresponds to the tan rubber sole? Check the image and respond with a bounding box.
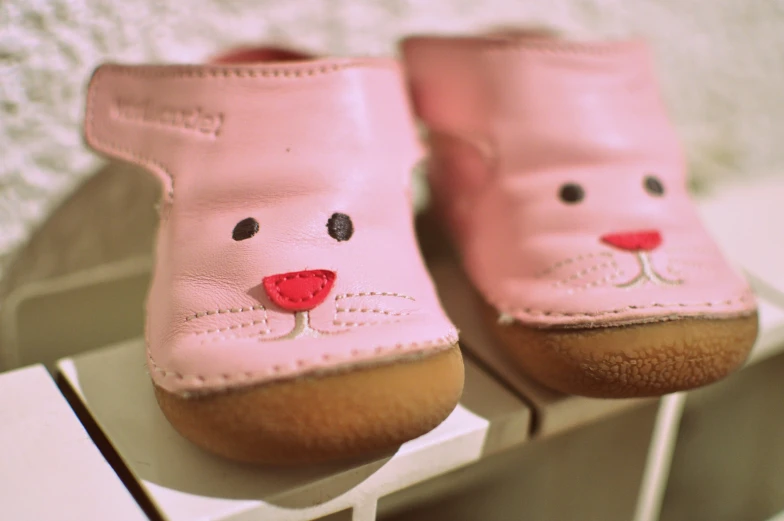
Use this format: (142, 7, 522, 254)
(482, 304, 758, 398)
(154, 345, 464, 465)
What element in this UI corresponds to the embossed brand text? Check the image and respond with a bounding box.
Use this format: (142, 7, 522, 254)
(112, 99, 224, 137)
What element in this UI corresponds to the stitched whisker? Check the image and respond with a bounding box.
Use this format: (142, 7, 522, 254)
(191, 320, 271, 336)
(553, 260, 620, 287)
(185, 305, 266, 322)
(563, 270, 624, 294)
(333, 319, 405, 327)
(536, 252, 613, 278)
(335, 292, 415, 301)
(335, 307, 413, 316)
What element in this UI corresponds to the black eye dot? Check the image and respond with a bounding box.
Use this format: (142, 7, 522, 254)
(327, 213, 353, 242)
(644, 175, 665, 196)
(232, 218, 259, 241)
(559, 183, 585, 204)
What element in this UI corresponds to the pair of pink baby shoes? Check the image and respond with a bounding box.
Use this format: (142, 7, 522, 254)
(84, 33, 758, 465)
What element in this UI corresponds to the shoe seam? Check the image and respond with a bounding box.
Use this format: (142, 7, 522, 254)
(95, 60, 398, 80)
(146, 332, 459, 386)
(492, 291, 755, 318)
(434, 37, 646, 55)
(87, 67, 176, 200)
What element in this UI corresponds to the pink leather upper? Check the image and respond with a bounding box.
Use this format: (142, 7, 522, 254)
(84, 56, 457, 394)
(403, 37, 756, 328)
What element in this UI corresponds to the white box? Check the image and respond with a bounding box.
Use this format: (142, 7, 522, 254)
(0, 364, 145, 521)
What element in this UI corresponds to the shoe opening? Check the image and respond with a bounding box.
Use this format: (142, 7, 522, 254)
(209, 46, 315, 64)
(484, 27, 562, 41)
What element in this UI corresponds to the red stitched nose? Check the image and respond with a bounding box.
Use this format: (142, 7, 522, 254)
(600, 230, 662, 252)
(263, 270, 336, 312)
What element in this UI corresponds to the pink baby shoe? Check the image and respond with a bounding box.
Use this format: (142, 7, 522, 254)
(402, 34, 757, 398)
(83, 48, 463, 464)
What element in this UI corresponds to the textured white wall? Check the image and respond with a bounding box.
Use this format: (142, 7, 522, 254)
(1, 0, 784, 273)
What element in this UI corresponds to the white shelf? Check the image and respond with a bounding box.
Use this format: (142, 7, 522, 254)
(768, 509, 784, 521)
(0, 364, 146, 521)
(57, 339, 531, 521)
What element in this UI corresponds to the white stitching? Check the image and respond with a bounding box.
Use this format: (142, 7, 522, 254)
(553, 259, 621, 287)
(335, 308, 413, 316)
(563, 271, 624, 294)
(535, 252, 613, 278)
(185, 305, 266, 322)
(335, 292, 415, 301)
(190, 319, 271, 336)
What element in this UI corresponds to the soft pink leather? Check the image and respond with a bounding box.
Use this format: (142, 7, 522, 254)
(403, 37, 757, 328)
(84, 55, 457, 395)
